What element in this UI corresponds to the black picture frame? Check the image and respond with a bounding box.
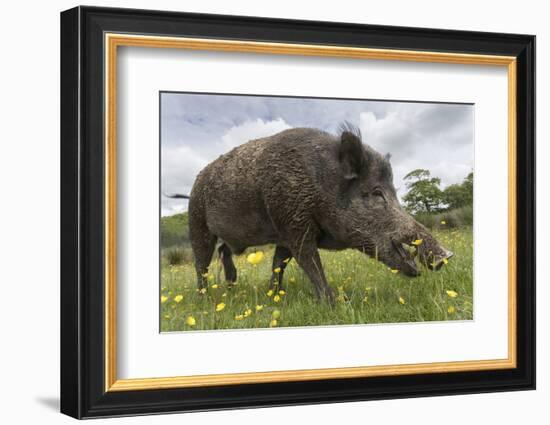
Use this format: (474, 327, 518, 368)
(60, 5, 535, 419)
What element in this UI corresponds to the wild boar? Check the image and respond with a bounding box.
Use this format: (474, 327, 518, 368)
(167, 123, 453, 304)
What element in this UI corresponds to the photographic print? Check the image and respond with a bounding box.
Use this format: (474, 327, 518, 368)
(160, 92, 474, 332)
(61, 9, 535, 417)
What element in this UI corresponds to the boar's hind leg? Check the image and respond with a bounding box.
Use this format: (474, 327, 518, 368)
(269, 246, 292, 291)
(218, 243, 237, 283)
(190, 228, 217, 290)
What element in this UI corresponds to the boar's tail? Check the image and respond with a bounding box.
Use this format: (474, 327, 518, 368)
(163, 192, 190, 199)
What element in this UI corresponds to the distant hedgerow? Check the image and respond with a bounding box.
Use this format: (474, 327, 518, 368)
(164, 247, 192, 266)
(415, 205, 473, 229)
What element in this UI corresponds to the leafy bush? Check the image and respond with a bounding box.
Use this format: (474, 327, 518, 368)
(444, 173, 473, 210)
(402, 169, 445, 214)
(164, 247, 193, 266)
(402, 169, 473, 214)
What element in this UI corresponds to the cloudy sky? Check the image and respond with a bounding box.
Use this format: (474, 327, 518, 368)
(161, 92, 473, 216)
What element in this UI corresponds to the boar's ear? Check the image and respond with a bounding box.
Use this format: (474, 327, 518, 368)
(339, 131, 365, 180)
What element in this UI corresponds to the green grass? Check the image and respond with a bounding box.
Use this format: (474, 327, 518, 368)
(160, 227, 473, 332)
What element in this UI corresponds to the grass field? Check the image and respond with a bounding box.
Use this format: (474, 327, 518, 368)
(160, 227, 473, 332)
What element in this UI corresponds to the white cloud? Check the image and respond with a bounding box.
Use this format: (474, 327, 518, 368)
(358, 107, 472, 198)
(161, 118, 292, 215)
(161, 144, 209, 215)
(221, 118, 290, 150)
(162, 144, 208, 191)
(359, 110, 412, 155)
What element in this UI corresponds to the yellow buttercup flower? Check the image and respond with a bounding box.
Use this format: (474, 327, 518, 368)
(269, 319, 278, 327)
(244, 309, 252, 317)
(273, 295, 281, 303)
(266, 289, 274, 297)
(246, 251, 264, 265)
(160, 295, 169, 303)
(198, 288, 207, 294)
(278, 290, 286, 296)
(164, 314, 170, 319)
(447, 306, 456, 314)
(411, 239, 423, 246)
(442, 258, 449, 265)
(271, 309, 281, 319)
(215, 302, 226, 312)
(211, 284, 219, 289)
(446, 290, 458, 298)
(390, 269, 399, 274)
(362, 296, 369, 303)
(398, 297, 406, 305)
(255, 305, 264, 312)
(273, 267, 281, 273)
(174, 295, 183, 303)
(289, 277, 296, 284)
(441, 220, 446, 225)
(186, 316, 196, 326)
(234, 314, 244, 321)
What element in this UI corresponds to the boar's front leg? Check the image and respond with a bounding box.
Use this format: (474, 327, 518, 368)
(294, 247, 335, 305)
(288, 235, 335, 305)
(269, 246, 293, 291)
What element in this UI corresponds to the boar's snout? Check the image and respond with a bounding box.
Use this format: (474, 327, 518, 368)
(415, 233, 454, 272)
(427, 248, 454, 271)
(388, 230, 453, 277)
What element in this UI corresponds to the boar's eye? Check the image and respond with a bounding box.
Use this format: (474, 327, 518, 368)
(372, 188, 387, 204)
(372, 188, 385, 198)
(361, 188, 386, 204)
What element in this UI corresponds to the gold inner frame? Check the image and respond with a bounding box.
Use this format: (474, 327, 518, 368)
(104, 33, 517, 392)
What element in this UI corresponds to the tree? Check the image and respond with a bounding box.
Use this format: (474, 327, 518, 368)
(402, 169, 444, 214)
(443, 172, 473, 210)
